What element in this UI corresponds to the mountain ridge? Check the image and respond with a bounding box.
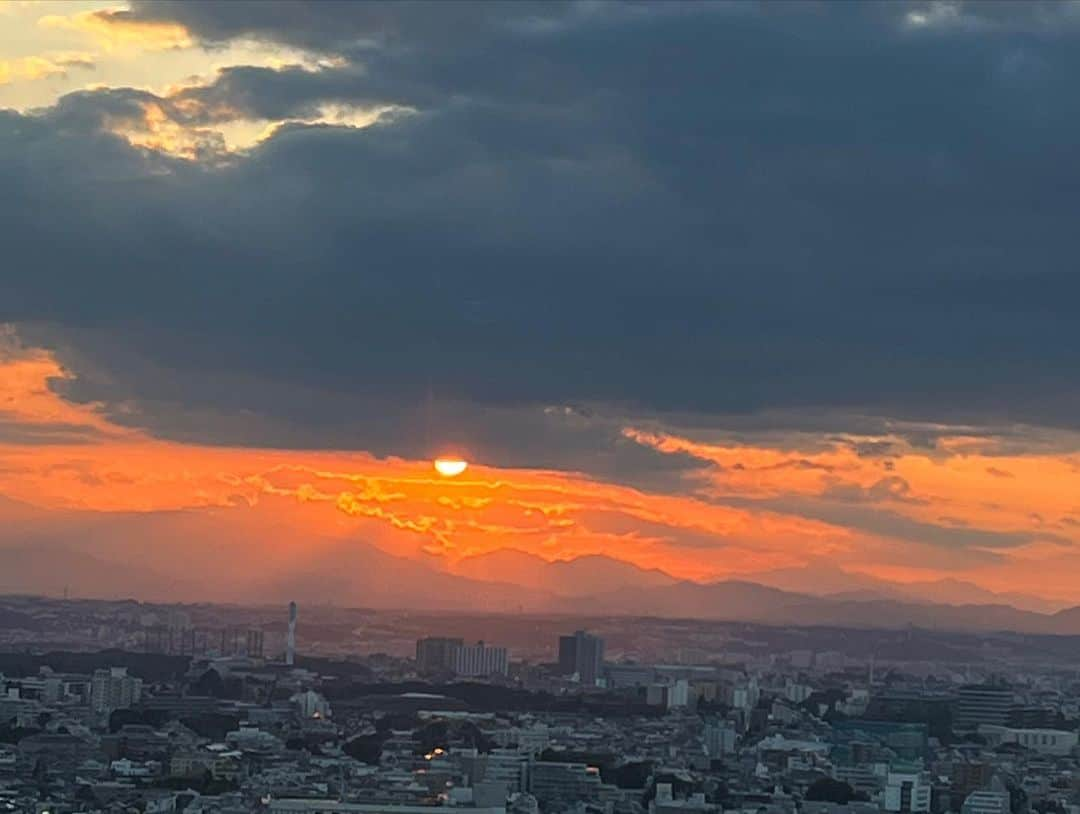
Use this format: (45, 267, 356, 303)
(738, 562, 1066, 613)
(1, 532, 1076, 636)
(450, 549, 677, 596)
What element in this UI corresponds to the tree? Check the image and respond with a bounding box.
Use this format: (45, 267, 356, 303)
(191, 668, 225, 697)
(415, 721, 449, 755)
(610, 761, 652, 790)
(806, 778, 858, 804)
(344, 734, 384, 765)
(0, 720, 42, 744)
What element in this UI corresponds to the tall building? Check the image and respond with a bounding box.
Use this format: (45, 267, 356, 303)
(704, 722, 737, 756)
(557, 630, 605, 686)
(953, 684, 1014, 731)
(416, 637, 465, 673)
(646, 679, 690, 709)
(1007, 705, 1054, 728)
(286, 601, 298, 666)
(451, 641, 509, 677)
(90, 667, 142, 715)
(951, 762, 994, 802)
(462, 749, 529, 793)
(291, 689, 332, 719)
(529, 761, 603, 805)
(415, 637, 507, 677)
(884, 766, 932, 813)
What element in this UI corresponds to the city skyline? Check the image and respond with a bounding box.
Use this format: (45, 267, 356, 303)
(3, 1, 1080, 606)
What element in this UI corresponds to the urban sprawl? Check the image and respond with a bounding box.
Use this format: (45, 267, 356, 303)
(0, 597, 1076, 814)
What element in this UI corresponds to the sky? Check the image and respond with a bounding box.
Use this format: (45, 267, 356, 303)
(3, 0, 1080, 606)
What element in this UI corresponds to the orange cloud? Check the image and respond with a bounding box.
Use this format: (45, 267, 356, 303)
(38, 8, 192, 52)
(0, 52, 94, 85)
(625, 427, 1080, 599)
(0, 333, 125, 438)
(0, 337, 850, 581)
(1, 332, 1079, 603)
(110, 99, 228, 161)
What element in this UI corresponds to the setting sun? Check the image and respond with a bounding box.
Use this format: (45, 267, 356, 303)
(433, 458, 468, 477)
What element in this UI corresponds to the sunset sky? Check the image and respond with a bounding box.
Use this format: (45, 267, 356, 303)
(3, 1, 1080, 606)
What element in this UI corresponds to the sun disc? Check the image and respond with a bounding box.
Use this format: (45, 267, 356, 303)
(434, 458, 468, 477)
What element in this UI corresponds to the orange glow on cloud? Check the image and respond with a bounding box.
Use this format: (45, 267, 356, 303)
(38, 8, 193, 53)
(0, 53, 94, 85)
(1, 333, 1079, 603)
(0, 339, 854, 581)
(624, 428, 1080, 598)
(623, 427, 1080, 539)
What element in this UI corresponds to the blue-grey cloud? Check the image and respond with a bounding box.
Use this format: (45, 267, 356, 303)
(3, 1, 1080, 468)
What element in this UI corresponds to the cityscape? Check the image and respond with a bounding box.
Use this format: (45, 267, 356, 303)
(4, 2, 1080, 814)
(0, 596, 1079, 814)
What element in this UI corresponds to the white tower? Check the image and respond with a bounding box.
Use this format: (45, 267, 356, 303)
(286, 601, 297, 666)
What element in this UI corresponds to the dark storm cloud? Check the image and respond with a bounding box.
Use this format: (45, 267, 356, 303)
(124, 1, 1080, 49)
(126, 0, 580, 54)
(4, 1, 1080, 468)
(35, 333, 709, 488)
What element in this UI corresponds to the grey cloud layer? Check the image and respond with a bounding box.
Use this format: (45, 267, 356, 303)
(4, 1, 1080, 466)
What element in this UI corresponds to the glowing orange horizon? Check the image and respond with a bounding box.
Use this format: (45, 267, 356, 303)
(1, 333, 1079, 603)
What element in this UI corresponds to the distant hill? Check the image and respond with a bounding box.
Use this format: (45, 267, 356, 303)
(1047, 605, 1080, 634)
(567, 578, 1080, 635)
(739, 561, 1066, 613)
(0, 501, 1076, 635)
(0, 543, 194, 601)
(251, 541, 554, 612)
(448, 553, 1079, 632)
(570, 579, 807, 621)
(451, 549, 677, 596)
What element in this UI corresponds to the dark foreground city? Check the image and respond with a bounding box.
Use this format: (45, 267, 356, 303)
(0, 596, 1077, 814)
